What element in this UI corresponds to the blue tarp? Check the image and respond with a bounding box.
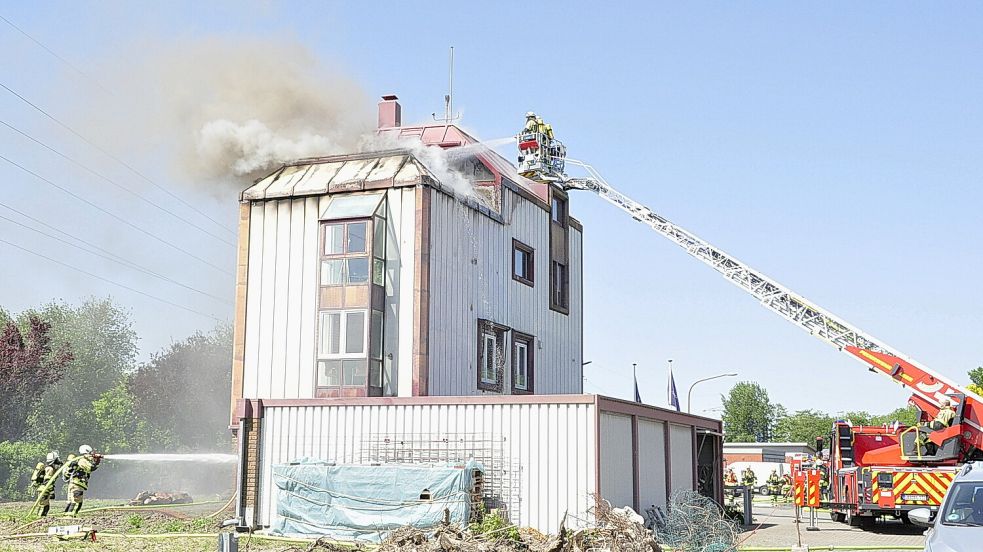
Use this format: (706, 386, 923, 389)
(271, 459, 482, 543)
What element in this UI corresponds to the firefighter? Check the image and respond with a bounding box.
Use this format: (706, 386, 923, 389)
(724, 468, 738, 486)
(742, 466, 757, 488)
(931, 399, 956, 430)
(820, 466, 830, 500)
(767, 469, 783, 501)
(781, 474, 793, 502)
(30, 451, 63, 517)
(523, 112, 554, 140)
(62, 445, 101, 516)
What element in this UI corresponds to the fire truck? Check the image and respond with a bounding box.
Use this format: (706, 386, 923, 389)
(517, 116, 983, 527)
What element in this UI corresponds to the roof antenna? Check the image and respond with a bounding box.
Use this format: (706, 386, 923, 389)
(432, 46, 461, 123)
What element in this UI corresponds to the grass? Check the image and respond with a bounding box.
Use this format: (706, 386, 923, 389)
(0, 499, 299, 552)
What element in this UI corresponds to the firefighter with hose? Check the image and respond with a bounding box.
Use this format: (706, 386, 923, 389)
(62, 445, 102, 516)
(29, 451, 63, 517)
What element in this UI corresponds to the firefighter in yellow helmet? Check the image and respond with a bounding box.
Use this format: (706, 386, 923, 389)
(62, 445, 101, 516)
(30, 451, 63, 517)
(523, 111, 554, 140)
(767, 469, 783, 502)
(932, 399, 956, 430)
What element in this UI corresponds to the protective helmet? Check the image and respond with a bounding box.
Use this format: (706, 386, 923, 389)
(941, 399, 952, 406)
(525, 111, 536, 118)
(46, 451, 59, 463)
(79, 445, 93, 455)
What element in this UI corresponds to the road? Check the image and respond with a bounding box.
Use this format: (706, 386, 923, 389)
(739, 502, 925, 551)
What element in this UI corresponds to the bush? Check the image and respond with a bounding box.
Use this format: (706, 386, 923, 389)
(468, 504, 519, 541)
(0, 441, 47, 502)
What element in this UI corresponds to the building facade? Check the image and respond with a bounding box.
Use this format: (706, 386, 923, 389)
(230, 96, 583, 404)
(230, 96, 722, 535)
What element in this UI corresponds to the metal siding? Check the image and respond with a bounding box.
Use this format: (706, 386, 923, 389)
(669, 423, 695, 494)
(638, 419, 668, 510)
(599, 412, 635, 508)
(243, 204, 265, 398)
(427, 188, 582, 396)
(258, 401, 596, 533)
(395, 188, 416, 396)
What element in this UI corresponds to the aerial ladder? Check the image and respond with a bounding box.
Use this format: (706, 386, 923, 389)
(516, 118, 983, 466)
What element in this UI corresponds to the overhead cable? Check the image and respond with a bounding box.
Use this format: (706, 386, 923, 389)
(0, 207, 232, 306)
(0, 81, 235, 236)
(0, 236, 225, 323)
(0, 118, 235, 246)
(0, 153, 234, 276)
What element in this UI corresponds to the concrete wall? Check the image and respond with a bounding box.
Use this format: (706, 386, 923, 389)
(427, 186, 584, 396)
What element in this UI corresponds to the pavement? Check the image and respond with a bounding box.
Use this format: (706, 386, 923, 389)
(738, 502, 926, 551)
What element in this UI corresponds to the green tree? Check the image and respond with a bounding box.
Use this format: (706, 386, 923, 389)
(129, 324, 233, 451)
(24, 299, 137, 453)
(843, 411, 873, 426)
(870, 406, 919, 426)
(721, 382, 775, 442)
(968, 366, 983, 396)
(89, 383, 157, 454)
(773, 409, 834, 443)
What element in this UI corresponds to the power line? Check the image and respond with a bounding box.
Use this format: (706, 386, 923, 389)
(0, 118, 235, 246)
(0, 236, 225, 323)
(0, 153, 234, 276)
(0, 206, 232, 306)
(0, 81, 235, 236)
(0, 14, 112, 96)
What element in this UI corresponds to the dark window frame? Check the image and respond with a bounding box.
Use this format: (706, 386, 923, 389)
(550, 260, 570, 313)
(476, 319, 509, 393)
(511, 331, 534, 395)
(511, 239, 535, 287)
(551, 195, 568, 227)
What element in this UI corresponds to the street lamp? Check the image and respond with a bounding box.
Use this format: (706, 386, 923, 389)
(687, 373, 738, 413)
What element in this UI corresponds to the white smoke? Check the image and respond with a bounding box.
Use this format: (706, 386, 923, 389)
(196, 119, 341, 177)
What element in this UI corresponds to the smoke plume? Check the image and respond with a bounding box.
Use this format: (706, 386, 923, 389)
(84, 36, 373, 189)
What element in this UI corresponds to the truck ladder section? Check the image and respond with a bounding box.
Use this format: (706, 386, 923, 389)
(560, 158, 983, 447)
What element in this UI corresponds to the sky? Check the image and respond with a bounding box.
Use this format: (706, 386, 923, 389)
(0, 2, 980, 417)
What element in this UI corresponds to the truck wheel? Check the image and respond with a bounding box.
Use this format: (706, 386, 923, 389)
(759, 485, 770, 496)
(847, 511, 861, 527)
(830, 511, 846, 523)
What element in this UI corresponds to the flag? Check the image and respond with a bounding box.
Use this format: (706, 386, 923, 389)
(668, 365, 680, 412)
(634, 374, 642, 403)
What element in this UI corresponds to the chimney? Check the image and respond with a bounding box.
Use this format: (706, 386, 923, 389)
(378, 94, 401, 129)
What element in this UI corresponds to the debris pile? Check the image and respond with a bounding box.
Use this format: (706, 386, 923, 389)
(127, 491, 193, 506)
(652, 490, 738, 552)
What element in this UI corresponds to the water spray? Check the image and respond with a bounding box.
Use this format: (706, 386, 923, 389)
(102, 453, 237, 464)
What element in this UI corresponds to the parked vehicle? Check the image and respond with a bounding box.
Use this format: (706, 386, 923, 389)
(725, 461, 790, 495)
(910, 462, 983, 551)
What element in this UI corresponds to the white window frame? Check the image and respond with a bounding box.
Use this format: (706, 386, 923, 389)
(480, 332, 497, 385)
(318, 309, 369, 360)
(514, 341, 528, 390)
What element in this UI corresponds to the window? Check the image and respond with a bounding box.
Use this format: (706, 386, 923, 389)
(551, 261, 569, 311)
(512, 239, 534, 286)
(317, 309, 368, 387)
(321, 221, 370, 286)
(551, 195, 567, 226)
(477, 320, 507, 392)
(512, 332, 534, 394)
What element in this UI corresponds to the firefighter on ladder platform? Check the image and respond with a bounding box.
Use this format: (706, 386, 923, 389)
(517, 112, 567, 181)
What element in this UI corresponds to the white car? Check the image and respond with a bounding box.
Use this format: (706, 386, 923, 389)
(910, 462, 983, 552)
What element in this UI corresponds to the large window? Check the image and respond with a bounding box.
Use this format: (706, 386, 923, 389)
(512, 239, 534, 286)
(477, 320, 507, 392)
(512, 332, 534, 394)
(551, 195, 567, 227)
(317, 309, 368, 387)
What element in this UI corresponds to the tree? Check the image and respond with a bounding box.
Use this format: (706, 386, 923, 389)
(870, 407, 919, 426)
(24, 299, 137, 452)
(842, 411, 873, 426)
(0, 314, 71, 441)
(772, 409, 834, 444)
(129, 324, 233, 451)
(721, 382, 775, 442)
(968, 366, 983, 396)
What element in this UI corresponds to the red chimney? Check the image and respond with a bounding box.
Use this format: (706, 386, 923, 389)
(378, 94, 401, 129)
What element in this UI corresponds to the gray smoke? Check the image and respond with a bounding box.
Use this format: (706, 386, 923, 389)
(83, 36, 373, 188)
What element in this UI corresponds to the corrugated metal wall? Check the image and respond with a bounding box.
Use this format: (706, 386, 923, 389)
(638, 419, 668, 510)
(258, 400, 597, 533)
(427, 187, 584, 396)
(669, 424, 695, 494)
(242, 189, 416, 400)
(599, 413, 634, 508)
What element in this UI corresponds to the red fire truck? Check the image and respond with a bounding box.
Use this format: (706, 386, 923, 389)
(518, 115, 983, 528)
